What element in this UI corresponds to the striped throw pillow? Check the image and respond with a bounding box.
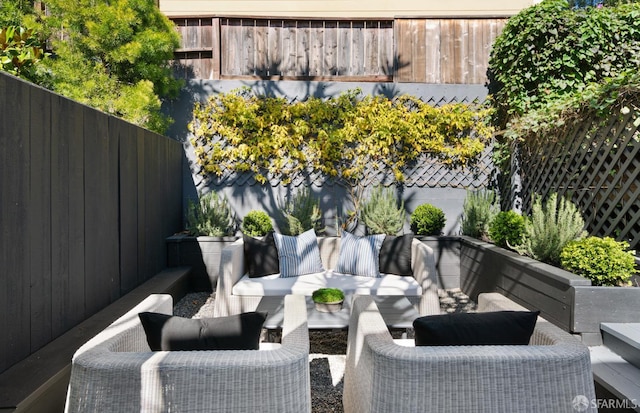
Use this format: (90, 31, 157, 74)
(335, 231, 385, 277)
(273, 229, 325, 277)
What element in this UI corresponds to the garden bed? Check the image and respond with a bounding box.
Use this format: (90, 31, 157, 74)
(460, 236, 640, 346)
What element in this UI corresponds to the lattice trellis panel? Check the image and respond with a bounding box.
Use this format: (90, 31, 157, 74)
(196, 146, 494, 190)
(516, 112, 640, 250)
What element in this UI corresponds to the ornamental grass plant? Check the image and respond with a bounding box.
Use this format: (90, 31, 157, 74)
(278, 187, 323, 236)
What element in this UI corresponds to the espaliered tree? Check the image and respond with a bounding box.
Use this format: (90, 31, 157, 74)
(190, 88, 494, 227)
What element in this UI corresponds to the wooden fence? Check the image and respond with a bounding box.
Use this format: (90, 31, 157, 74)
(0, 72, 184, 374)
(171, 16, 506, 83)
(514, 112, 640, 251)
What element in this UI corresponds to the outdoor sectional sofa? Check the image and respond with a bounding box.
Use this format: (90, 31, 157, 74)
(65, 294, 311, 413)
(343, 292, 597, 413)
(213, 232, 441, 317)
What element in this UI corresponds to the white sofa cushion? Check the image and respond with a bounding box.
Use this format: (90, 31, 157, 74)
(231, 270, 422, 296)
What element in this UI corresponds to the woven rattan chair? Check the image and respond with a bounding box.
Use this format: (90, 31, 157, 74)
(343, 293, 597, 413)
(65, 294, 310, 413)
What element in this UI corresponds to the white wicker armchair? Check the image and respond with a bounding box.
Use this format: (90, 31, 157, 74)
(343, 293, 597, 413)
(65, 294, 310, 413)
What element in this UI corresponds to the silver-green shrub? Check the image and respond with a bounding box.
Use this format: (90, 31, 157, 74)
(516, 193, 586, 266)
(461, 189, 499, 239)
(279, 187, 322, 235)
(360, 185, 405, 235)
(186, 191, 235, 236)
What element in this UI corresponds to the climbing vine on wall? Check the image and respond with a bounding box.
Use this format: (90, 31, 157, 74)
(189, 88, 493, 189)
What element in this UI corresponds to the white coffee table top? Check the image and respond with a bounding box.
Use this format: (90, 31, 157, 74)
(256, 295, 419, 330)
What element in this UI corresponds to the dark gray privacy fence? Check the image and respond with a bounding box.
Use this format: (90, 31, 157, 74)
(0, 72, 183, 374)
(511, 112, 640, 251)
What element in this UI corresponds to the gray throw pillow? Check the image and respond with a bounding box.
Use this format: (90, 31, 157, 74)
(243, 231, 280, 278)
(379, 234, 413, 276)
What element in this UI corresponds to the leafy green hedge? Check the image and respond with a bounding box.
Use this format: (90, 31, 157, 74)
(561, 236, 637, 286)
(488, 0, 640, 131)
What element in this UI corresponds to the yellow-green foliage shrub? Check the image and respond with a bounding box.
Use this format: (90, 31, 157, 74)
(560, 236, 637, 286)
(189, 89, 493, 187)
(241, 210, 273, 237)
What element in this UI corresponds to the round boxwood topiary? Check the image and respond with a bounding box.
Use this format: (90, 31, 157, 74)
(241, 210, 273, 237)
(488, 210, 526, 249)
(410, 204, 446, 236)
(560, 236, 638, 287)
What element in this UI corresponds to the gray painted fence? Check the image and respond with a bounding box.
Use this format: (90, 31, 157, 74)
(0, 72, 184, 374)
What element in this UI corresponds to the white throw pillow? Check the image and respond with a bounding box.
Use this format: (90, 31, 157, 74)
(335, 231, 385, 277)
(273, 229, 324, 278)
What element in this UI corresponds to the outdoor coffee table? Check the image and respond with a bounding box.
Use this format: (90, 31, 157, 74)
(256, 295, 419, 331)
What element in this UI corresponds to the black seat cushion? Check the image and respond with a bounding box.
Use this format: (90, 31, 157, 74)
(139, 311, 267, 351)
(413, 310, 540, 346)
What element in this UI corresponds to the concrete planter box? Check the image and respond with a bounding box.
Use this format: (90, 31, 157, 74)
(460, 236, 640, 345)
(167, 234, 239, 292)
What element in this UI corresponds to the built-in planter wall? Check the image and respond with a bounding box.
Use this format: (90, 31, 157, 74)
(460, 236, 640, 345)
(167, 235, 239, 291)
(418, 236, 461, 290)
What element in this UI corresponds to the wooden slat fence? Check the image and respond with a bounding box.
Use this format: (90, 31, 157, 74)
(394, 18, 506, 83)
(515, 113, 640, 251)
(0, 72, 183, 374)
(172, 17, 506, 83)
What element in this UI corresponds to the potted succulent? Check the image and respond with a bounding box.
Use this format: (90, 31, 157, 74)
(312, 288, 345, 313)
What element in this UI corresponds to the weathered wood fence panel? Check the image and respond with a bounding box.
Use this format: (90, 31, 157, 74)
(394, 18, 505, 83)
(217, 18, 394, 80)
(516, 112, 640, 251)
(0, 72, 183, 374)
(172, 17, 503, 83)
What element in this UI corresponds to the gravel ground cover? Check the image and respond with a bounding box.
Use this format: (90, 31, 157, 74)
(173, 289, 476, 413)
